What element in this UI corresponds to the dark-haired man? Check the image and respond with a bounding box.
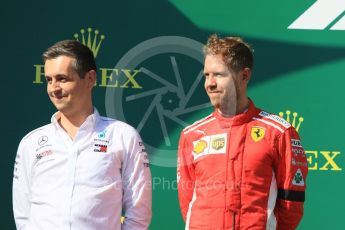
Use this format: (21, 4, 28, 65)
(13, 40, 152, 230)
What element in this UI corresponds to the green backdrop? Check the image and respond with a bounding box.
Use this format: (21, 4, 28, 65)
(2, 0, 345, 229)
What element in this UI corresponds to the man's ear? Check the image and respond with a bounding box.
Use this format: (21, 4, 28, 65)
(242, 67, 251, 83)
(85, 70, 97, 88)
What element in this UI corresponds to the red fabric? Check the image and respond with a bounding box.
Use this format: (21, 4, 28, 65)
(177, 100, 308, 230)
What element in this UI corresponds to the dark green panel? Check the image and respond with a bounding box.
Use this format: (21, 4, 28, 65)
(2, 0, 344, 229)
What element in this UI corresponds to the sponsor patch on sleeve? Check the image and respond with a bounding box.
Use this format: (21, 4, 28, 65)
(292, 168, 305, 186)
(259, 111, 291, 128)
(291, 158, 308, 167)
(291, 139, 303, 148)
(292, 147, 305, 157)
(13, 155, 20, 180)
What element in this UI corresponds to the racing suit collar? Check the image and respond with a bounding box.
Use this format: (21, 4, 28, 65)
(213, 99, 257, 128)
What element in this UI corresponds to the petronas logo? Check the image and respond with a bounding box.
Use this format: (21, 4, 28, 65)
(279, 110, 304, 132)
(74, 28, 105, 58)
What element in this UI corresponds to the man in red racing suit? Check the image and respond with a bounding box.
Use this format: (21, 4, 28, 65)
(177, 35, 307, 230)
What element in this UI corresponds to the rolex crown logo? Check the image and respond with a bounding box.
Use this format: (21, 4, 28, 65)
(74, 28, 105, 58)
(279, 110, 304, 132)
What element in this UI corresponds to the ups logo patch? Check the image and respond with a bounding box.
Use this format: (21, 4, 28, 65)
(211, 137, 225, 150)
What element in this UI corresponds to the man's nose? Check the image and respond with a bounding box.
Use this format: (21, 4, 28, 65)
(51, 79, 61, 89)
(207, 75, 217, 87)
(48, 80, 61, 93)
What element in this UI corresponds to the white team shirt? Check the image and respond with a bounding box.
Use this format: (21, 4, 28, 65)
(13, 109, 152, 230)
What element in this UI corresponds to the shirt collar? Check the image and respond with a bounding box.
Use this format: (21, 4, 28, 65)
(51, 108, 100, 131)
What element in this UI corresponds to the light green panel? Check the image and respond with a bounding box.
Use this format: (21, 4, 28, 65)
(169, 0, 345, 47)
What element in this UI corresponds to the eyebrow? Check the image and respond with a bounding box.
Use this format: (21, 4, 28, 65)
(45, 74, 69, 78)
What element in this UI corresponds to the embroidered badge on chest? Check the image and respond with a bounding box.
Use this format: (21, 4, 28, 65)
(251, 126, 266, 142)
(193, 140, 208, 155)
(94, 130, 110, 153)
(211, 137, 225, 150)
(192, 133, 227, 160)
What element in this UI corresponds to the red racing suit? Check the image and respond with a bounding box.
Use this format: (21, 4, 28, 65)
(177, 100, 308, 230)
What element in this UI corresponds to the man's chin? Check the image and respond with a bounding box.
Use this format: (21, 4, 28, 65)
(210, 100, 220, 109)
(53, 104, 68, 112)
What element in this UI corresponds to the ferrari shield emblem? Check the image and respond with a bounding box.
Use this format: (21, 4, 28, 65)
(251, 126, 265, 142)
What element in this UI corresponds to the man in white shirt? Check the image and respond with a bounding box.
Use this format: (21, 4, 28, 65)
(13, 40, 152, 230)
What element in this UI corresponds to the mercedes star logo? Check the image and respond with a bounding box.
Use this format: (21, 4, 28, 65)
(38, 136, 48, 146)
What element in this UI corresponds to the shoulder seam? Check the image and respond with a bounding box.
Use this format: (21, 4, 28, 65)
(23, 124, 51, 140)
(253, 117, 285, 133)
(183, 114, 213, 132)
(257, 110, 291, 129)
(100, 117, 115, 121)
(183, 116, 215, 135)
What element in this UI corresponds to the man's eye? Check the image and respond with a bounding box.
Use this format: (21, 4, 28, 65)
(57, 77, 68, 82)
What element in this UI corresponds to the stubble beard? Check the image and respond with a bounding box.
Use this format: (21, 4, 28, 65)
(209, 94, 220, 109)
(213, 91, 238, 116)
